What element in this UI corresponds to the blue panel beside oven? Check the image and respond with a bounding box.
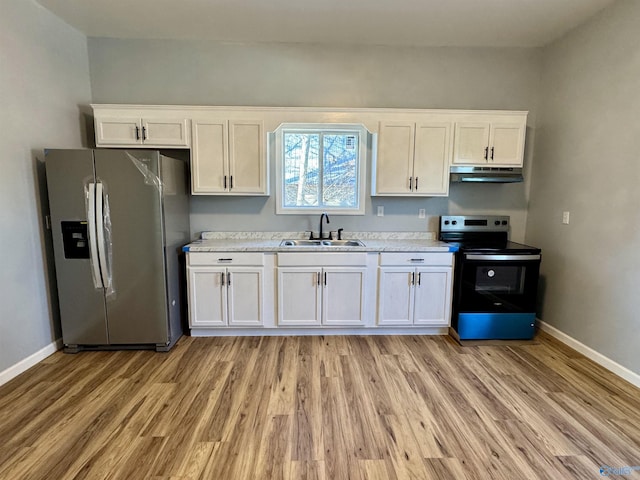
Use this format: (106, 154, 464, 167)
(456, 313, 536, 340)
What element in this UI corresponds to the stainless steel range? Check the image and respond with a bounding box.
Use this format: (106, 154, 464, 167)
(439, 215, 542, 341)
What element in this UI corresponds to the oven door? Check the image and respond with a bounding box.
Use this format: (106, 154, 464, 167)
(459, 254, 540, 312)
(455, 253, 541, 339)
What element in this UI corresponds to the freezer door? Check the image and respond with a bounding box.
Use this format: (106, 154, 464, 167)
(45, 149, 109, 346)
(94, 150, 169, 345)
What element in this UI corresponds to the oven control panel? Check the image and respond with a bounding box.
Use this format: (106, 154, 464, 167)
(440, 215, 509, 232)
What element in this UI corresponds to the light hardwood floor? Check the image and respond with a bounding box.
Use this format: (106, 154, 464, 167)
(1, 332, 639, 479)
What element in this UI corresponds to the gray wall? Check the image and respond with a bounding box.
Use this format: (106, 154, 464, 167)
(526, 0, 640, 373)
(88, 39, 542, 242)
(0, 0, 92, 372)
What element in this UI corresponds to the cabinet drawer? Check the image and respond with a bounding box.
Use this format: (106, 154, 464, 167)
(379, 252, 453, 266)
(277, 252, 368, 267)
(188, 252, 264, 266)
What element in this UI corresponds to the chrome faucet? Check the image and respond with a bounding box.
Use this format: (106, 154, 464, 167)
(310, 212, 331, 240)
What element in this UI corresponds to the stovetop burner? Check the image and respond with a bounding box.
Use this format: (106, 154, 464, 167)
(456, 240, 541, 255)
(438, 215, 541, 255)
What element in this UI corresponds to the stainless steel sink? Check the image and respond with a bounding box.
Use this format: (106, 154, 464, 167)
(279, 239, 365, 247)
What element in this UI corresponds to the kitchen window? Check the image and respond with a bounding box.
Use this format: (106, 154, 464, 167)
(274, 124, 369, 215)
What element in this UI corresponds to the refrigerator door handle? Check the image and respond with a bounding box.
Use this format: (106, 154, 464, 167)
(87, 183, 104, 288)
(95, 182, 111, 289)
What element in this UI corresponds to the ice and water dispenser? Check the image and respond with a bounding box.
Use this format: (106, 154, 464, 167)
(61, 221, 90, 259)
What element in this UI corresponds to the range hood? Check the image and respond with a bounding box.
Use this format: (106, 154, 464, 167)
(450, 166, 523, 183)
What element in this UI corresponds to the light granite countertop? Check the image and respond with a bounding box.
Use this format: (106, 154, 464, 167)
(183, 232, 457, 253)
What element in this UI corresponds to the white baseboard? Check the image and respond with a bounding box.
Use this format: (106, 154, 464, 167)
(0, 338, 63, 387)
(537, 320, 640, 389)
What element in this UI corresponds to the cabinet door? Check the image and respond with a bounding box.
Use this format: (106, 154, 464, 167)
(191, 120, 229, 194)
(377, 268, 414, 325)
(413, 267, 452, 326)
(322, 268, 366, 326)
(374, 122, 414, 194)
(142, 118, 190, 147)
(95, 117, 142, 146)
(452, 122, 490, 165)
(229, 120, 267, 194)
(489, 123, 526, 166)
(277, 268, 322, 326)
(227, 267, 264, 326)
(188, 268, 227, 327)
(412, 122, 451, 196)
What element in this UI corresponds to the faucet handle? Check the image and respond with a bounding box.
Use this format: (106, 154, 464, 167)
(306, 231, 315, 240)
(337, 228, 344, 240)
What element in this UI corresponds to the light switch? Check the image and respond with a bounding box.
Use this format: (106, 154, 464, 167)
(419, 209, 426, 219)
(562, 211, 570, 224)
(377, 206, 384, 217)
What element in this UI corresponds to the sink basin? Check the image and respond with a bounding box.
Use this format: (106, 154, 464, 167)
(280, 239, 365, 247)
(322, 239, 365, 247)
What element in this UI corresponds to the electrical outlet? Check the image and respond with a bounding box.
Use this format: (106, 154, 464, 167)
(562, 211, 570, 224)
(419, 209, 426, 219)
(377, 206, 384, 217)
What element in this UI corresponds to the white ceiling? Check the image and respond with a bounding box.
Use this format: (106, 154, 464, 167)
(36, 0, 615, 48)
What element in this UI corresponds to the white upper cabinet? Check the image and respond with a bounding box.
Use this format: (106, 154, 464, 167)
(191, 117, 267, 195)
(373, 118, 452, 196)
(94, 114, 190, 148)
(452, 113, 527, 167)
(92, 106, 527, 199)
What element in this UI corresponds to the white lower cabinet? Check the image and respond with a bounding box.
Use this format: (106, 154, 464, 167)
(277, 267, 367, 326)
(187, 253, 266, 328)
(186, 249, 452, 333)
(378, 254, 453, 327)
(276, 253, 371, 327)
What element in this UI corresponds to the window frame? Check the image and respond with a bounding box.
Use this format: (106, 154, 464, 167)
(274, 123, 369, 215)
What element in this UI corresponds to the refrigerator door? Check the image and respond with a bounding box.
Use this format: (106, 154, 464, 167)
(94, 150, 169, 345)
(45, 150, 109, 346)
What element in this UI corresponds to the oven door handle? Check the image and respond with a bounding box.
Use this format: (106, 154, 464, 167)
(465, 254, 541, 261)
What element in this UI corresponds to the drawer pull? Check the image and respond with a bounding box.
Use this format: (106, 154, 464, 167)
(409, 258, 425, 263)
(217, 258, 233, 263)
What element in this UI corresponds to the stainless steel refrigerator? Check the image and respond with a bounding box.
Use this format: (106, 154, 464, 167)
(45, 149, 190, 352)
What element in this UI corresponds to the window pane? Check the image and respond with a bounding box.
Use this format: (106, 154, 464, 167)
(283, 133, 320, 207)
(323, 134, 358, 207)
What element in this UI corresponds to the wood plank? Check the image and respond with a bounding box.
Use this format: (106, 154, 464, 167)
(0, 334, 638, 479)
